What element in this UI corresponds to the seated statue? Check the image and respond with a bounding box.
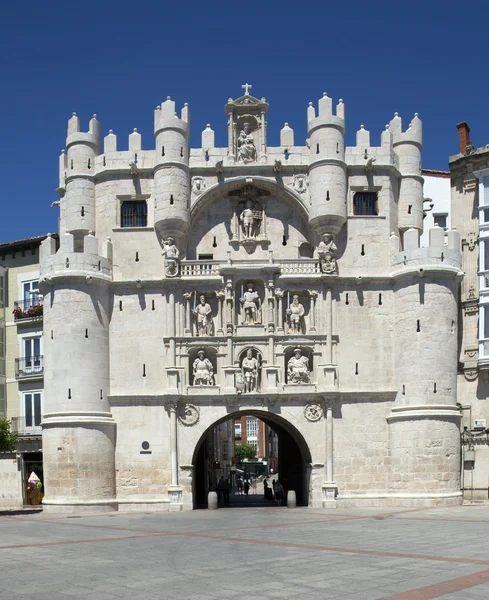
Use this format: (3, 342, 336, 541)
(193, 350, 214, 386)
(286, 295, 305, 334)
(237, 123, 257, 163)
(287, 348, 310, 384)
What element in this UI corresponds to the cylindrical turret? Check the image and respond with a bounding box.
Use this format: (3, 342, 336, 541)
(153, 97, 190, 246)
(39, 231, 116, 513)
(308, 93, 347, 236)
(64, 114, 100, 237)
(388, 227, 462, 505)
(391, 113, 423, 235)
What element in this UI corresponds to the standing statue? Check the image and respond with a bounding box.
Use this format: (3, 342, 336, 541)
(237, 123, 257, 163)
(240, 282, 261, 325)
(162, 237, 180, 277)
(286, 295, 305, 334)
(287, 348, 311, 384)
(317, 233, 337, 275)
(239, 199, 262, 239)
(241, 348, 259, 393)
(193, 350, 214, 386)
(193, 294, 213, 336)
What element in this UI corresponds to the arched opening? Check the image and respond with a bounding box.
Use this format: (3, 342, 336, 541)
(192, 410, 311, 509)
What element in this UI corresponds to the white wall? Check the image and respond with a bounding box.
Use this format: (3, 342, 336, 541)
(421, 172, 451, 247)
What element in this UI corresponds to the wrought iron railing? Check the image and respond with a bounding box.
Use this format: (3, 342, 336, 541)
(15, 356, 44, 378)
(10, 416, 42, 434)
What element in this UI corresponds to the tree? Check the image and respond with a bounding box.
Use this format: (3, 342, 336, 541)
(234, 443, 257, 460)
(0, 417, 18, 453)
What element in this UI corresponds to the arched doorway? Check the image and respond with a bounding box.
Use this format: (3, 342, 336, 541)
(192, 410, 312, 508)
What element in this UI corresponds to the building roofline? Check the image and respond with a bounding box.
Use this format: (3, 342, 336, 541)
(0, 233, 58, 253)
(422, 169, 450, 178)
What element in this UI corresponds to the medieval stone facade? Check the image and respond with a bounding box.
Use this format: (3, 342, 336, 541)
(39, 87, 462, 512)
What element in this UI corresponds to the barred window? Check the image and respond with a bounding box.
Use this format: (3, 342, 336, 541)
(353, 192, 378, 216)
(121, 201, 147, 227)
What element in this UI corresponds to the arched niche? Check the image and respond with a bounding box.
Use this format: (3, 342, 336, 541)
(186, 178, 314, 262)
(188, 346, 218, 386)
(284, 346, 314, 384)
(236, 279, 265, 326)
(283, 290, 311, 335)
(236, 347, 264, 393)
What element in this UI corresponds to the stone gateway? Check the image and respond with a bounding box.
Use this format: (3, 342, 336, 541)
(39, 87, 463, 513)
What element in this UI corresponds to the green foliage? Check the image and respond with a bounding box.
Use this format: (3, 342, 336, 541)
(0, 417, 18, 452)
(234, 443, 257, 460)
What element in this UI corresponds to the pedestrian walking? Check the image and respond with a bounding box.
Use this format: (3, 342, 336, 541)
(274, 480, 284, 505)
(244, 480, 250, 496)
(237, 477, 243, 495)
(223, 478, 230, 505)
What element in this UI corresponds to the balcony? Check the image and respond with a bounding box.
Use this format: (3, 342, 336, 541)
(15, 356, 44, 379)
(10, 416, 42, 436)
(13, 296, 43, 322)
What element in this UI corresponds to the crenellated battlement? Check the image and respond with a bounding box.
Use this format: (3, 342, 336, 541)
(391, 226, 462, 272)
(389, 112, 422, 147)
(154, 97, 190, 136)
(307, 93, 345, 134)
(40, 232, 113, 282)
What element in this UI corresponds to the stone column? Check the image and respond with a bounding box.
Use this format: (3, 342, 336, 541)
(225, 279, 234, 335)
(323, 399, 337, 507)
(183, 292, 192, 336)
(325, 287, 333, 363)
(168, 401, 182, 511)
(276, 289, 284, 333)
(216, 291, 225, 336)
(227, 113, 235, 162)
(309, 290, 317, 333)
(260, 110, 266, 161)
(267, 280, 275, 332)
(169, 291, 176, 365)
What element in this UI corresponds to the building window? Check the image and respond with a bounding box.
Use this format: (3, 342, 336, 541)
(433, 213, 448, 230)
(483, 208, 489, 224)
(24, 392, 42, 428)
(21, 280, 40, 312)
(234, 422, 242, 439)
(121, 201, 147, 228)
(353, 192, 378, 216)
(24, 337, 42, 372)
(246, 416, 258, 439)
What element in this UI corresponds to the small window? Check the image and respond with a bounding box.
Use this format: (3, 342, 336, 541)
(353, 192, 378, 216)
(198, 254, 213, 261)
(121, 201, 147, 228)
(433, 214, 448, 230)
(483, 208, 489, 223)
(234, 423, 242, 439)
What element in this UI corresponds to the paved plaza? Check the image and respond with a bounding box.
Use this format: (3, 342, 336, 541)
(1, 504, 489, 599)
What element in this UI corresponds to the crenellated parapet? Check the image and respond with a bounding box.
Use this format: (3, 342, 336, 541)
(391, 226, 462, 276)
(39, 232, 113, 285)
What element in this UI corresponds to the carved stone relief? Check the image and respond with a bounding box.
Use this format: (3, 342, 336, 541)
(162, 237, 180, 277)
(191, 177, 206, 195)
(293, 174, 308, 194)
(237, 123, 257, 163)
(317, 233, 338, 275)
(304, 402, 323, 422)
(178, 404, 200, 426)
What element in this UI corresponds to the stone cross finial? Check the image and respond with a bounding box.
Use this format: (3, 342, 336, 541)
(242, 83, 252, 96)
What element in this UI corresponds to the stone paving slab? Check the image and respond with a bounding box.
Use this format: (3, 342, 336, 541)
(1, 505, 489, 599)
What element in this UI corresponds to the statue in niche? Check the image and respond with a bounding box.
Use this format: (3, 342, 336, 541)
(193, 349, 214, 386)
(317, 233, 337, 275)
(240, 282, 261, 325)
(162, 237, 180, 277)
(241, 348, 260, 393)
(239, 199, 263, 239)
(287, 348, 311, 384)
(286, 295, 305, 334)
(193, 294, 213, 336)
(237, 123, 257, 163)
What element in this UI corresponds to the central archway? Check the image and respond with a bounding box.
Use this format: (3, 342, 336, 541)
(192, 410, 312, 508)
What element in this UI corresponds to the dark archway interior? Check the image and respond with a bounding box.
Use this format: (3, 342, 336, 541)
(193, 411, 311, 508)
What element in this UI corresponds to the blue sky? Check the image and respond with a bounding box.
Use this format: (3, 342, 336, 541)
(1, 0, 487, 241)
